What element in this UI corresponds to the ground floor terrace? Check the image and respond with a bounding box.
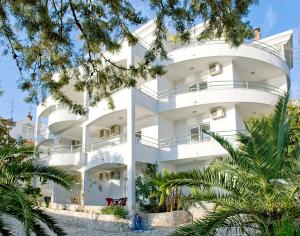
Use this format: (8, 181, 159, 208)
(41, 157, 213, 212)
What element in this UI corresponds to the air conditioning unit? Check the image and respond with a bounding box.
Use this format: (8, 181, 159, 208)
(209, 63, 222, 76)
(210, 107, 225, 120)
(99, 129, 110, 139)
(111, 125, 121, 136)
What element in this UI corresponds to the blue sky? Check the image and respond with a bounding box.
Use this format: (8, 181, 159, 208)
(0, 0, 299, 121)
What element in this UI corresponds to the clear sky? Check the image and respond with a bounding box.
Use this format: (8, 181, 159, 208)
(0, 0, 299, 121)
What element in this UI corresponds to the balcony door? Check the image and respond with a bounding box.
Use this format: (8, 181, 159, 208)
(189, 124, 210, 142)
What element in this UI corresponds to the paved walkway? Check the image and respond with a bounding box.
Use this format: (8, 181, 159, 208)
(7, 216, 173, 236)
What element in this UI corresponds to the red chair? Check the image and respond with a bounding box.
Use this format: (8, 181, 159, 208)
(105, 198, 113, 206)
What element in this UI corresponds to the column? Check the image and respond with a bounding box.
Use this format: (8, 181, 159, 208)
(82, 125, 89, 158)
(82, 87, 90, 163)
(34, 117, 40, 147)
(127, 88, 136, 215)
(79, 168, 86, 206)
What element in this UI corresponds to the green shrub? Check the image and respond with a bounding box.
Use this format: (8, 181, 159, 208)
(100, 206, 128, 219)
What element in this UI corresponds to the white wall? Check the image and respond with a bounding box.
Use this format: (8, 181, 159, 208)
(158, 115, 175, 139)
(173, 107, 237, 139)
(157, 77, 174, 92)
(175, 160, 211, 172)
(210, 105, 237, 132)
(10, 117, 35, 141)
(136, 115, 158, 139)
(263, 75, 287, 91)
(84, 168, 126, 206)
(52, 183, 79, 204)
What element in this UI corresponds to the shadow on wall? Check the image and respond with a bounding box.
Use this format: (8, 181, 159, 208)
(84, 167, 127, 206)
(86, 150, 125, 171)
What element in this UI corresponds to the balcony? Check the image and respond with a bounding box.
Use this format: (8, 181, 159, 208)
(85, 134, 128, 170)
(158, 80, 284, 112)
(48, 105, 82, 133)
(135, 135, 159, 164)
(159, 131, 239, 161)
(47, 145, 83, 167)
(164, 40, 289, 74)
(36, 122, 54, 145)
(166, 40, 286, 61)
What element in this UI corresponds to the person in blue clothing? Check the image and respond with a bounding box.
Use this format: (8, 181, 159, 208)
(133, 209, 143, 230)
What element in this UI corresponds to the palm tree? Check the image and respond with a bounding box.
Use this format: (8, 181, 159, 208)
(160, 93, 300, 235)
(0, 144, 73, 235)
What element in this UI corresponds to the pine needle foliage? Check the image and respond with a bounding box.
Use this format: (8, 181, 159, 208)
(0, 0, 257, 114)
(160, 93, 300, 235)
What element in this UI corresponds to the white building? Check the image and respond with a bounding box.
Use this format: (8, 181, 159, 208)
(5, 113, 35, 143)
(35, 21, 293, 213)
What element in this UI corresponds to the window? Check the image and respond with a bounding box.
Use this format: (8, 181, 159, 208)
(110, 171, 120, 180)
(189, 79, 208, 92)
(199, 81, 208, 90)
(136, 131, 142, 140)
(99, 171, 120, 181)
(189, 84, 198, 92)
(99, 173, 104, 181)
(22, 124, 33, 140)
(190, 124, 210, 142)
(201, 124, 210, 141)
(190, 127, 200, 142)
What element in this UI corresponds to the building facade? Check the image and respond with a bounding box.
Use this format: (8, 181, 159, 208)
(1, 113, 34, 144)
(35, 21, 293, 212)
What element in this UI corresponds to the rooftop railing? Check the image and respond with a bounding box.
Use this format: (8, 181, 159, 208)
(164, 39, 285, 62)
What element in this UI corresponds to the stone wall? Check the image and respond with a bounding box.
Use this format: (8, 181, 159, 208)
(47, 203, 215, 228)
(145, 210, 191, 227)
(45, 208, 129, 232)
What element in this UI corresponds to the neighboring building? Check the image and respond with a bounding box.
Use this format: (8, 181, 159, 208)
(1, 113, 35, 144)
(34, 20, 293, 212)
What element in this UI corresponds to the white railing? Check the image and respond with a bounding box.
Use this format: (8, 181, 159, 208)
(157, 80, 285, 99)
(44, 131, 243, 156)
(39, 122, 49, 136)
(164, 39, 285, 62)
(48, 145, 81, 154)
(139, 86, 158, 100)
(87, 134, 127, 152)
(135, 135, 159, 148)
(159, 130, 243, 148)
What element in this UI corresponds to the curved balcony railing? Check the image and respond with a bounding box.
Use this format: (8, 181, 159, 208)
(164, 39, 285, 62)
(39, 122, 49, 136)
(87, 134, 127, 152)
(157, 80, 285, 99)
(48, 145, 81, 155)
(159, 130, 244, 148)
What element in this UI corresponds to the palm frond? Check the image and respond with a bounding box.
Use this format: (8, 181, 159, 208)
(31, 208, 66, 236)
(0, 216, 13, 236)
(171, 208, 249, 236)
(5, 162, 72, 189)
(271, 93, 290, 158)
